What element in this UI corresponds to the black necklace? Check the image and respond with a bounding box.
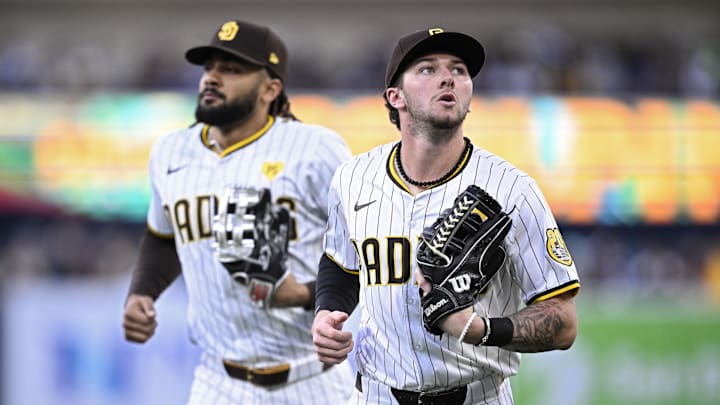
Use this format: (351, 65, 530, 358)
(395, 137, 471, 188)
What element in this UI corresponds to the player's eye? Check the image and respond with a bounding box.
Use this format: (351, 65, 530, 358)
(452, 66, 468, 76)
(222, 65, 242, 74)
(221, 63, 258, 75)
(419, 66, 433, 75)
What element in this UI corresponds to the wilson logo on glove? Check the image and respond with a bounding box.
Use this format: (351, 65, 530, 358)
(423, 298, 449, 318)
(448, 274, 473, 293)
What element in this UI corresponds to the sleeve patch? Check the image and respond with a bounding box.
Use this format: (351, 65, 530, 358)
(546, 228, 573, 266)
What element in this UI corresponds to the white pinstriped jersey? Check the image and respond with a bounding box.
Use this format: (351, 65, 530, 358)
(146, 116, 351, 384)
(325, 140, 580, 396)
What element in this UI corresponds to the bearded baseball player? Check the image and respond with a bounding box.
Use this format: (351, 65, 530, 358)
(312, 28, 580, 404)
(122, 20, 353, 404)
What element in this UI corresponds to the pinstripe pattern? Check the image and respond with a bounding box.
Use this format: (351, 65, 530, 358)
(325, 141, 579, 403)
(349, 373, 514, 405)
(146, 116, 353, 402)
(188, 353, 354, 405)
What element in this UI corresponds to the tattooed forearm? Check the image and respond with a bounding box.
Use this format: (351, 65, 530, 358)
(503, 296, 574, 353)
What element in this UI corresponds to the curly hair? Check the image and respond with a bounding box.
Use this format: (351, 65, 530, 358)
(261, 67, 297, 121)
(269, 90, 297, 121)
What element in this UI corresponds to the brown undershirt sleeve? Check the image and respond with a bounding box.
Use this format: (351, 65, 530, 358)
(127, 228, 182, 300)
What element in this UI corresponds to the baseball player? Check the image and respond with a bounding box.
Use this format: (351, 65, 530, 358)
(122, 20, 353, 404)
(312, 28, 580, 404)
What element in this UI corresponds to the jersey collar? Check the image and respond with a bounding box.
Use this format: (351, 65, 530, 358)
(200, 115, 275, 157)
(386, 138, 473, 193)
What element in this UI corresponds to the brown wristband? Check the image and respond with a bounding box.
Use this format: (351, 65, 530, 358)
(303, 281, 317, 310)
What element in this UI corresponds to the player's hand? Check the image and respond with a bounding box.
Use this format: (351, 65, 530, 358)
(123, 294, 158, 343)
(415, 268, 432, 295)
(270, 273, 309, 308)
(312, 310, 354, 365)
(416, 270, 475, 338)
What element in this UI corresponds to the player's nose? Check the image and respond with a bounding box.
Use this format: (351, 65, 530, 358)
(200, 68, 221, 87)
(439, 68, 455, 89)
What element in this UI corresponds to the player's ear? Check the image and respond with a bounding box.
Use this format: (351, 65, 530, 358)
(260, 73, 283, 105)
(385, 87, 405, 109)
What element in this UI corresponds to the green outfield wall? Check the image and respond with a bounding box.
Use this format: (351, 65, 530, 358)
(513, 296, 720, 405)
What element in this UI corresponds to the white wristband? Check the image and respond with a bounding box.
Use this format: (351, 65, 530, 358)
(458, 312, 478, 343)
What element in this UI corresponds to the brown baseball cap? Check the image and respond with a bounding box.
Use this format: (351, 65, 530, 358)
(185, 20, 288, 83)
(385, 27, 485, 88)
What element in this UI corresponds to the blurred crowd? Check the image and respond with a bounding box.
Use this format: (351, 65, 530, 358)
(0, 217, 140, 280)
(1, 216, 719, 301)
(0, 24, 717, 98)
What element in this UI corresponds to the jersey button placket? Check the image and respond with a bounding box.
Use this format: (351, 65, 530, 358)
(413, 200, 424, 227)
(408, 194, 426, 309)
(409, 196, 427, 237)
(412, 193, 437, 387)
(406, 195, 427, 370)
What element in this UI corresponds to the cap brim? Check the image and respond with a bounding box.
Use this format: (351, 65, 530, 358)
(185, 45, 265, 67)
(391, 32, 485, 87)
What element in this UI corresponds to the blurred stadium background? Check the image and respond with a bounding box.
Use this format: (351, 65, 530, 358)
(1, 0, 719, 404)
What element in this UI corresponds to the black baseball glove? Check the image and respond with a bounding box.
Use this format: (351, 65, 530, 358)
(417, 185, 512, 335)
(212, 187, 291, 308)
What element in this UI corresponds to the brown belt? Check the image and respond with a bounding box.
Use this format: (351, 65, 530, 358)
(355, 373, 467, 405)
(223, 359, 333, 387)
(223, 360, 290, 387)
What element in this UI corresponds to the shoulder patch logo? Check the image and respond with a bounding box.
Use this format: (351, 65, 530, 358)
(262, 161, 284, 180)
(546, 228, 573, 266)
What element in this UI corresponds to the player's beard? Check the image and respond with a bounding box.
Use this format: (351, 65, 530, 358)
(406, 97, 470, 141)
(195, 84, 260, 128)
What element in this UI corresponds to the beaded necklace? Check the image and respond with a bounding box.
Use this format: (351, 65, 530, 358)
(395, 137, 471, 188)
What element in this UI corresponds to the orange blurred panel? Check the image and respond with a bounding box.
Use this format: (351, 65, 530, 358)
(34, 120, 151, 189)
(628, 99, 678, 171)
(565, 98, 634, 170)
(629, 100, 682, 222)
(682, 102, 720, 223)
(289, 95, 339, 128)
(561, 98, 634, 222)
(467, 97, 535, 169)
(686, 100, 720, 126)
(684, 102, 720, 171)
(337, 96, 398, 155)
(541, 173, 604, 224)
(684, 174, 719, 223)
(634, 173, 680, 224)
